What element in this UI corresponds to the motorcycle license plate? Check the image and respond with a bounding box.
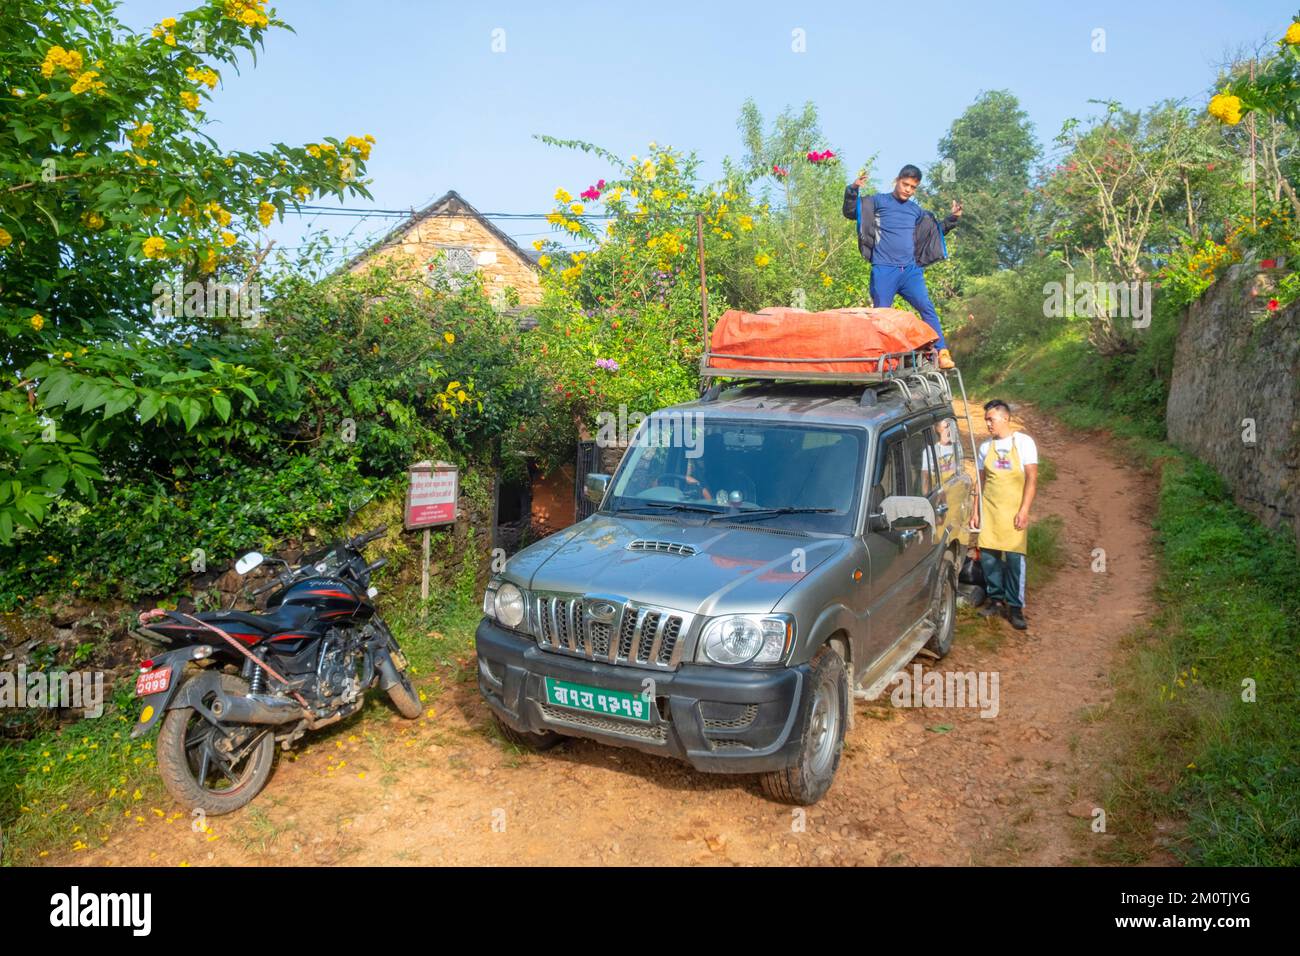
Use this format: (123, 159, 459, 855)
(543, 677, 650, 723)
(135, 666, 172, 697)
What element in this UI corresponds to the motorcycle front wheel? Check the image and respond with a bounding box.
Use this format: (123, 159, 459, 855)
(156, 673, 276, 815)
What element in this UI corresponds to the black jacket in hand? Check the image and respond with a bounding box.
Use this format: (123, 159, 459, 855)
(842, 184, 959, 269)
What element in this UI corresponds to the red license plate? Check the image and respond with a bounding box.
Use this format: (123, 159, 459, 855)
(135, 666, 172, 697)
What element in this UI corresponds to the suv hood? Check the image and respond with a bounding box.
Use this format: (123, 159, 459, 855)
(506, 513, 847, 616)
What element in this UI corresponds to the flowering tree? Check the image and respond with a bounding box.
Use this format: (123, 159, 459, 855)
(0, 0, 374, 541)
(520, 123, 875, 464)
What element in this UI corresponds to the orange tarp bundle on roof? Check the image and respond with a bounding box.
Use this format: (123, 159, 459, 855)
(708, 306, 938, 374)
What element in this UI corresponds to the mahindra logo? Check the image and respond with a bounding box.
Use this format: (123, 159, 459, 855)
(587, 601, 618, 623)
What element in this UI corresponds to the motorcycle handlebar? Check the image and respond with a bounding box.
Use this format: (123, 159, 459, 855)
(350, 525, 387, 549)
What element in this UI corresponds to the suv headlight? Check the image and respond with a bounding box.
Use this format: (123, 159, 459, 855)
(493, 583, 526, 629)
(697, 614, 792, 665)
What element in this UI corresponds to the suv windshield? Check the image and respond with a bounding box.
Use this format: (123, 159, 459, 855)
(606, 416, 866, 534)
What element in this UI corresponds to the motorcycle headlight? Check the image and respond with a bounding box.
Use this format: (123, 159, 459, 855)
(494, 583, 526, 629)
(697, 615, 792, 665)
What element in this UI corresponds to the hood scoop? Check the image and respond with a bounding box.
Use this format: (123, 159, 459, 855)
(627, 539, 698, 557)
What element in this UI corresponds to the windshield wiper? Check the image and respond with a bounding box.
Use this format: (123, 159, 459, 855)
(612, 501, 726, 516)
(706, 507, 835, 525)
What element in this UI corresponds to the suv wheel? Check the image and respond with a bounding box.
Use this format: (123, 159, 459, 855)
(924, 550, 959, 659)
(491, 712, 564, 751)
(760, 645, 846, 805)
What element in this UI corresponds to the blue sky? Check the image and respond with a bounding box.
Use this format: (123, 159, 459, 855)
(115, 0, 1291, 260)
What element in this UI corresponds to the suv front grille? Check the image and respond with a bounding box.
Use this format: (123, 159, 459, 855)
(532, 595, 691, 670)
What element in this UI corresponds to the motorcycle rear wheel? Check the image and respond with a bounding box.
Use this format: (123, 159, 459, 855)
(156, 673, 276, 815)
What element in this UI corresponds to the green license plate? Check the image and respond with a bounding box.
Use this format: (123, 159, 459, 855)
(544, 677, 651, 723)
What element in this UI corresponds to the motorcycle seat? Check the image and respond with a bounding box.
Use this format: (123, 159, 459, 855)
(193, 604, 316, 634)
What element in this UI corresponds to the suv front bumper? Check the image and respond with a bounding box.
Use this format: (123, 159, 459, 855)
(476, 617, 809, 772)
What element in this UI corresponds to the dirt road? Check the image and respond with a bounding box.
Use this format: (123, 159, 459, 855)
(68, 402, 1157, 866)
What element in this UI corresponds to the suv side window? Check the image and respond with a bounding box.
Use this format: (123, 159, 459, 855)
(933, 417, 960, 486)
(904, 429, 936, 497)
(874, 430, 905, 501)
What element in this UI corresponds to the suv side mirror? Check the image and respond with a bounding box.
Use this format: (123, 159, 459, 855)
(235, 552, 265, 575)
(584, 473, 612, 506)
(873, 496, 936, 533)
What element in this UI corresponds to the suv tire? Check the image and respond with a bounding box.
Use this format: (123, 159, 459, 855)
(925, 550, 959, 659)
(760, 645, 846, 805)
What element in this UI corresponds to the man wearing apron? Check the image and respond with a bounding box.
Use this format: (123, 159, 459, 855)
(971, 399, 1038, 630)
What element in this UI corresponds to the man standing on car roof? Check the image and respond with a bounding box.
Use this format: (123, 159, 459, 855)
(843, 164, 961, 369)
(971, 399, 1037, 630)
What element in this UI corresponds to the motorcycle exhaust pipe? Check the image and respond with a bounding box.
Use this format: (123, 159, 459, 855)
(210, 692, 306, 725)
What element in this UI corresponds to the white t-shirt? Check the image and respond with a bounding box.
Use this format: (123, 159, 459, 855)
(977, 432, 1038, 472)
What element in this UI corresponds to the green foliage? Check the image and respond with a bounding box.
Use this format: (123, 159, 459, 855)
(1, 0, 376, 541)
(929, 90, 1041, 274)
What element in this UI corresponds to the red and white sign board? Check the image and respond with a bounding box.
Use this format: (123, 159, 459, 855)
(405, 461, 458, 530)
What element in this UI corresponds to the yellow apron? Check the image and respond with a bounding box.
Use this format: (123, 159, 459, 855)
(979, 437, 1028, 554)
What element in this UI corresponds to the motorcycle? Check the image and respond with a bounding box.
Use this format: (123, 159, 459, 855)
(130, 524, 421, 814)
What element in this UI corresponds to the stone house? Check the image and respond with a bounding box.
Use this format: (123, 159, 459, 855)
(345, 189, 543, 309)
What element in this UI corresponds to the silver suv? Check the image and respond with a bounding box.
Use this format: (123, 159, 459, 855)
(476, 371, 972, 804)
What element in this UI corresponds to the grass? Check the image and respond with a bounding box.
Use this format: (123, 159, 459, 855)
(1026, 515, 1066, 588)
(1091, 456, 1300, 865)
(0, 586, 482, 866)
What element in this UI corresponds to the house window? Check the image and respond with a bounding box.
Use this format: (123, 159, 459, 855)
(429, 245, 477, 291)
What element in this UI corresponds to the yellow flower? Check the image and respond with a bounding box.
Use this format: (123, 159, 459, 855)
(164, 33, 176, 47)
(82, 211, 105, 229)
(30, 314, 45, 331)
(532, 239, 545, 251)
(343, 135, 372, 160)
(63, 351, 73, 359)
(821, 272, 833, 287)
(565, 220, 581, 233)
(70, 70, 106, 95)
(142, 236, 166, 258)
(554, 187, 572, 203)
(161, 17, 177, 28)
(128, 121, 153, 148)
(754, 253, 771, 268)
(179, 91, 200, 111)
(652, 188, 666, 201)
(738, 215, 754, 231)
(443, 331, 455, 344)
(569, 202, 584, 215)
(185, 67, 219, 89)
(41, 46, 83, 79)
(0, 227, 11, 248)
(1208, 93, 1243, 125)
(294, 185, 311, 200)
(221, 231, 237, 247)
(257, 202, 275, 227)
(538, 254, 551, 268)
(1285, 21, 1300, 44)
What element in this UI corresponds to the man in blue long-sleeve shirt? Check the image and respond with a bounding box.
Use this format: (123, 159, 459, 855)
(843, 164, 961, 369)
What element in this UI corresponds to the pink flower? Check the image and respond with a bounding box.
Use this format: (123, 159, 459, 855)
(597, 179, 606, 189)
(580, 187, 601, 201)
(1268, 298, 1280, 311)
(772, 163, 788, 177)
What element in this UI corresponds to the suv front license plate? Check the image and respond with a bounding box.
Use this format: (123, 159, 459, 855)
(544, 677, 651, 723)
